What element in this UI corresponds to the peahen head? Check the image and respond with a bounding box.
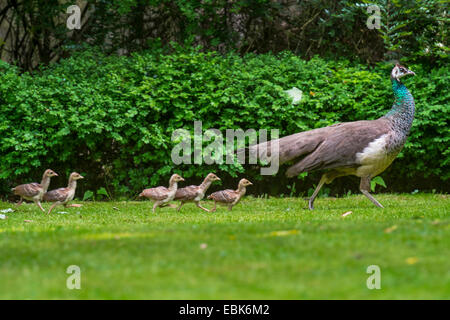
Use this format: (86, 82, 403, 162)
(391, 63, 415, 82)
(386, 63, 416, 124)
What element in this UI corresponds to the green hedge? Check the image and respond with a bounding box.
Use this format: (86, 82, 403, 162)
(0, 48, 448, 198)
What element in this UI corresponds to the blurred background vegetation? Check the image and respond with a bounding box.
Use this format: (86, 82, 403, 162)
(0, 0, 448, 199)
(0, 0, 447, 70)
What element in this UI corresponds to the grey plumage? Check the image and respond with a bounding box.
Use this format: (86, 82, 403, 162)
(243, 64, 416, 209)
(251, 119, 392, 178)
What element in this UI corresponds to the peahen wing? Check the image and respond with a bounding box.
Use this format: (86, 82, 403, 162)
(241, 118, 392, 178)
(285, 118, 392, 177)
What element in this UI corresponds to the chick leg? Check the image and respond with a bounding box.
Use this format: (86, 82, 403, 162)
(152, 201, 161, 213)
(67, 204, 83, 207)
(16, 198, 23, 206)
(48, 202, 60, 214)
(195, 201, 210, 212)
(160, 203, 177, 208)
(360, 176, 384, 208)
(210, 201, 217, 213)
(176, 201, 185, 212)
(35, 200, 45, 213)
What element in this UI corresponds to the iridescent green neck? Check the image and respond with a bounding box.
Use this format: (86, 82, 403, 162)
(385, 78, 414, 117)
(384, 78, 415, 135)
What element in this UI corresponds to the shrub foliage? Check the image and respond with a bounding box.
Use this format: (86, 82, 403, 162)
(0, 48, 448, 198)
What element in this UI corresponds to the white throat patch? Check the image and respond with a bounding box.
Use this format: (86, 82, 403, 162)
(391, 67, 400, 80)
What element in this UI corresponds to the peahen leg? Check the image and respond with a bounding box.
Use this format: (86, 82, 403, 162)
(308, 171, 344, 210)
(308, 175, 327, 210)
(360, 176, 384, 208)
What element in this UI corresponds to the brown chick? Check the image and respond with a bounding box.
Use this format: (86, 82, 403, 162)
(139, 174, 185, 213)
(174, 173, 221, 212)
(11, 169, 59, 212)
(208, 178, 253, 212)
(43, 172, 84, 214)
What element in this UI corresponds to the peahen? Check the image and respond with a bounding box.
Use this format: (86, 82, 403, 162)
(245, 64, 416, 209)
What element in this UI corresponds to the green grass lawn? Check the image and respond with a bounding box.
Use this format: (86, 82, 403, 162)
(0, 194, 448, 299)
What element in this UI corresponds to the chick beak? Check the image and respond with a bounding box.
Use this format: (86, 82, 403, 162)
(408, 70, 416, 76)
(79, 175, 85, 179)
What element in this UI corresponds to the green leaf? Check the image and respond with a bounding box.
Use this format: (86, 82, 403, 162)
(97, 187, 110, 199)
(83, 190, 94, 201)
(371, 176, 387, 192)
